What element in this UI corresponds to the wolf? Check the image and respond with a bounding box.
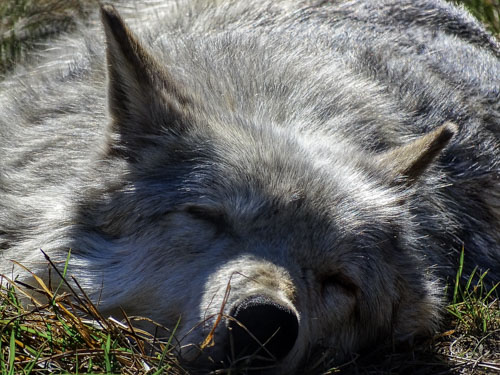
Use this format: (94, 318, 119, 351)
(0, 0, 499, 373)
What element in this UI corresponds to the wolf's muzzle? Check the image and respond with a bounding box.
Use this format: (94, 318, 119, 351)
(227, 295, 299, 364)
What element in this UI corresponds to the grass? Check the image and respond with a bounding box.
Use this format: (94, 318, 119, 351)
(331, 250, 499, 375)
(0, 251, 184, 374)
(453, 0, 500, 35)
(0, 260, 187, 374)
(0, 0, 91, 76)
(448, 249, 499, 336)
(1, 250, 498, 375)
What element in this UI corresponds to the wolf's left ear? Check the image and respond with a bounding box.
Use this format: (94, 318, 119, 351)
(100, 4, 192, 157)
(376, 122, 458, 184)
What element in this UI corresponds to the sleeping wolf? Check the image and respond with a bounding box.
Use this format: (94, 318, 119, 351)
(0, 0, 499, 373)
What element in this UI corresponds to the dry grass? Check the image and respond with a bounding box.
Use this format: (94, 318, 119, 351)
(0, 252, 188, 375)
(1, 250, 498, 375)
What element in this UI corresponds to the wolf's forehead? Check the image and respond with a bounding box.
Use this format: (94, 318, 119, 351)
(178, 117, 403, 229)
(193, 150, 397, 226)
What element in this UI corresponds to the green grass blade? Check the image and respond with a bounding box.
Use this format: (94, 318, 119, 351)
(8, 328, 15, 375)
(87, 357, 93, 373)
(464, 266, 478, 293)
(484, 281, 500, 300)
(0, 335, 4, 374)
(453, 246, 465, 304)
(158, 316, 181, 369)
(22, 343, 45, 375)
(104, 333, 112, 373)
(52, 249, 71, 301)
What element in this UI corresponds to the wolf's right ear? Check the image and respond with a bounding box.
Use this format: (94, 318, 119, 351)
(100, 4, 192, 158)
(376, 122, 458, 185)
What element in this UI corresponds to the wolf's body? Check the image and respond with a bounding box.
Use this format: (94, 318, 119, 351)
(0, 0, 499, 373)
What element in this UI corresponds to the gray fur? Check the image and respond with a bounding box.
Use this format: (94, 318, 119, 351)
(0, 0, 499, 373)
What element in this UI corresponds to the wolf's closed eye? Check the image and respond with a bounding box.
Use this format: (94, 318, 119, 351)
(319, 272, 358, 296)
(184, 205, 229, 234)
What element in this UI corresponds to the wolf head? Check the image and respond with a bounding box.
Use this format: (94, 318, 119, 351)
(60, 5, 456, 373)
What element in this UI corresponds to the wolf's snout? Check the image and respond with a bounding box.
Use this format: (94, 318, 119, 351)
(228, 295, 299, 362)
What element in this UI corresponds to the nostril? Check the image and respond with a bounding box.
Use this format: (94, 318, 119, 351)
(227, 295, 299, 362)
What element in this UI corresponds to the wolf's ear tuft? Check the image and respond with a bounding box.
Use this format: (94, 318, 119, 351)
(376, 122, 458, 184)
(100, 4, 192, 158)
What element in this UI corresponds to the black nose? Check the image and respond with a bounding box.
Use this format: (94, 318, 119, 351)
(227, 295, 299, 362)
